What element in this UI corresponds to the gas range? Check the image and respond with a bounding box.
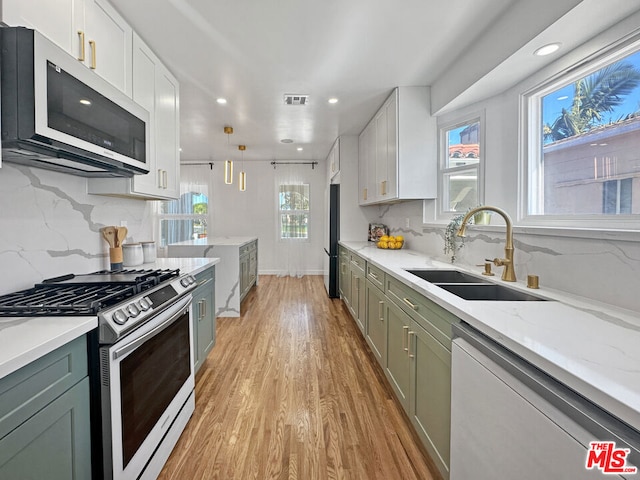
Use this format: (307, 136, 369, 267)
(0, 268, 197, 343)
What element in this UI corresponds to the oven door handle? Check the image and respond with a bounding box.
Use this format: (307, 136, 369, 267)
(114, 294, 192, 360)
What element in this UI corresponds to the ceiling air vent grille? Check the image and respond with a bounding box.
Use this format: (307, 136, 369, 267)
(284, 94, 309, 105)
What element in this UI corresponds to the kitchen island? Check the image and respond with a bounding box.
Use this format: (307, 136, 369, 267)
(168, 236, 258, 317)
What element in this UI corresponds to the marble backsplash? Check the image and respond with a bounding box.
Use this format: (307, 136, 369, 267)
(365, 200, 640, 313)
(0, 163, 153, 295)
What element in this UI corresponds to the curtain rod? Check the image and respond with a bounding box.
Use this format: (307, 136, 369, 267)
(181, 160, 320, 170)
(270, 161, 318, 169)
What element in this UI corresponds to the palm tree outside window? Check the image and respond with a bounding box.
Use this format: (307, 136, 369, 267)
(532, 48, 640, 217)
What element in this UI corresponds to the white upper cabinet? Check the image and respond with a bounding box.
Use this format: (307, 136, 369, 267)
(358, 87, 436, 205)
(326, 138, 340, 183)
(88, 33, 180, 199)
(1, 0, 132, 96)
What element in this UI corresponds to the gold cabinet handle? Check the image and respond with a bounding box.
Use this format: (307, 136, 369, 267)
(363, 188, 367, 201)
(163, 170, 168, 189)
(378, 300, 384, 321)
(402, 297, 418, 310)
(89, 40, 96, 69)
(408, 331, 415, 358)
(369, 271, 378, 280)
(203, 299, 207, 317)
(157, 169, 163, 188)
(380, 180, 387, 196)
(77, 31, 85, 61)
(402, 325, 409, 351)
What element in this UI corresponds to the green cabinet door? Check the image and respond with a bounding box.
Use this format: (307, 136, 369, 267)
(338, 247, 349, 299)
(385, 299, 411, 410)
(410, 320, 451, 478)
(193, 267, 216, 373)
(349, 268, 366, 333)
(0, 377, 92, 480)
(365, 280, 386, 365)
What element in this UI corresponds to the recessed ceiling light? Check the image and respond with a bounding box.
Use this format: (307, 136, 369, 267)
(534, 43, 561, 56)
(297, 147, 303, 151)
(79, 99, 91, 105)
(281, 138, 294, 144)
(328, 98, 339, 104)
(216, 98, 227, 104)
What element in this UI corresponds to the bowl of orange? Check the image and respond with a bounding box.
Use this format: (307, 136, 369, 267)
(376, 235, 404, 250)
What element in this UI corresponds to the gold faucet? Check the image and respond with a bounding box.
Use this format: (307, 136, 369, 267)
(456, 206, 516, 282)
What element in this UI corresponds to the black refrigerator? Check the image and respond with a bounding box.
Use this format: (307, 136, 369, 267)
(323, 183, 340, 297)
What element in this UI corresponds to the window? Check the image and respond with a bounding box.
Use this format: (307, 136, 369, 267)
(158, 192, 209, 247)
(156, 165, 212, 248)
(526, 43, 640, 222)
(440, 118, 482, 213)
(279, 184, 310, 239)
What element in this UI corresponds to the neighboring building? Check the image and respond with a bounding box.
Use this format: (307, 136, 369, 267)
(542, 116, 640, 215)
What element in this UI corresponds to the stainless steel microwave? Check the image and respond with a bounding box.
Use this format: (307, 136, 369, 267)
(0, 27, 150, 177)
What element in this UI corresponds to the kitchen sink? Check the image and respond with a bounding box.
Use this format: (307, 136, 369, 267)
(435, 283, 547, 301)
(405, 269, 489, 284)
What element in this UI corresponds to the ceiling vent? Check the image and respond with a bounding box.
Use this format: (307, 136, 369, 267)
(284, 94, 309, 105)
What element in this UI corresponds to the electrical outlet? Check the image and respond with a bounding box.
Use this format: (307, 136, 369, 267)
(405, 217, 411, 228)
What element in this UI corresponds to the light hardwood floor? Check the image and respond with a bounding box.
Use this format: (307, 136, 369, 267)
(158, 275, 439, 480)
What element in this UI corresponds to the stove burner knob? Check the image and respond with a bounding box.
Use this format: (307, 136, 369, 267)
(113, 309, 128, 325)
(127, 303, 140, 317)
(189, 276, 196, 284)
(138, 298, 151, 311)
(180, 278, 190, 287)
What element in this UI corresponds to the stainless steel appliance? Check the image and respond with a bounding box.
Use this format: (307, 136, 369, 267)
(323, 183, 340, 297)
(0, 27, 150, 177)
(451, 322, 640, 479)
(0, 269, 198, 480)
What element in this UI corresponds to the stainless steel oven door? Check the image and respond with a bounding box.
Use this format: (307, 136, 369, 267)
(101, 294, 195, 480)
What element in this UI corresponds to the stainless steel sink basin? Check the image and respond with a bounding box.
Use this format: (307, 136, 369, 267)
(405, 269, 489, 284)
(436, 283, 547, 301)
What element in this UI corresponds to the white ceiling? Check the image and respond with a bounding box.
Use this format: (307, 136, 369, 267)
(108, 0, 640, 165)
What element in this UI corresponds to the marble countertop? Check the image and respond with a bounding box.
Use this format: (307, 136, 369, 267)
(169, 236, 257, 247)
(0, 258, 219, 380)
(340, 241, 640, 432)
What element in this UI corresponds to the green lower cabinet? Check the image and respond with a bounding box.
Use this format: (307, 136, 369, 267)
(349, 267, 366, 333)
(193, 267, 216, 373)
(410, 320, 451, 479)
(385, 299, 412, 410)
(0, 377, 92, 480)
(365, 280, 386, 364)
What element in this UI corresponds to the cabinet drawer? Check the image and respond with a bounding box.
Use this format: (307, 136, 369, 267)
(349, 252, 366, 273)
(240, 240, 257, 256)
(0, 336, 88, 440)
(194, 265, 215, 287)
(339, 246, 349, 260)
(366, 263, 385, 292)
(386, 276, 459, 349)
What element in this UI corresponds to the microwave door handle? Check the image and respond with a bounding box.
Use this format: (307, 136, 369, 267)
(113, 294, 192, 360)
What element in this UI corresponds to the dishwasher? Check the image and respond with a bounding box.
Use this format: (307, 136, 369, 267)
(450, 322, 640, 480)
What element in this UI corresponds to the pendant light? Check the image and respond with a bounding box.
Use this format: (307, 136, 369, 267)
(223, 126, 233, 184)
(238, 145, 247, 191)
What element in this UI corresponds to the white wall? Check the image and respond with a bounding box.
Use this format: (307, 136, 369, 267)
(0, 164, 154, 295)
(209, 160, 325, 275)
(355, 16, 640, 313)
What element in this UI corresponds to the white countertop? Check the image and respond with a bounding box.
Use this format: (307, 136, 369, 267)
(169, 236, 257, 248)
(0, 258, 219, 381)
(340, 241, 640, 432)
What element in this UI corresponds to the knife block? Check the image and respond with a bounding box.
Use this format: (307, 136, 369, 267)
(110, 247, 123, 271)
